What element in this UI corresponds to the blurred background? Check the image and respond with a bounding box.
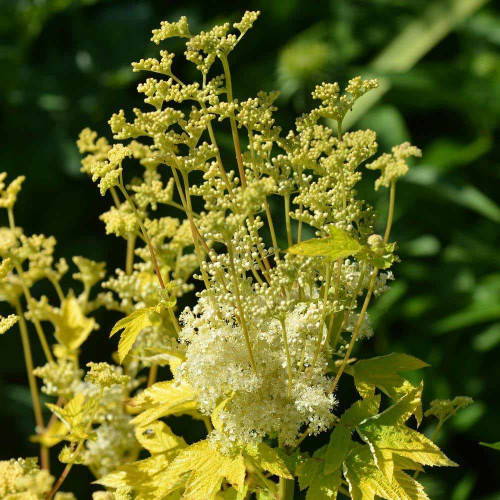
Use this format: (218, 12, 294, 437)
(0, 0, 499, 498)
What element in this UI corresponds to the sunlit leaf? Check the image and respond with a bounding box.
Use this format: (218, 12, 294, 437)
(129, 381, 198, 426)
(287, 226, 362, 260)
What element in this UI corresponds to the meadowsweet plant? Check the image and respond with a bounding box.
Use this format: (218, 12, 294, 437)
(0, 11, 474, 500)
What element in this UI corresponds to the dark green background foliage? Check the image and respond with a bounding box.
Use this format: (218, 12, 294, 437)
(1, 0, 499, 498)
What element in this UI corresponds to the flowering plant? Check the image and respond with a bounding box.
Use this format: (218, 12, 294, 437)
(0, 11, 472, 500)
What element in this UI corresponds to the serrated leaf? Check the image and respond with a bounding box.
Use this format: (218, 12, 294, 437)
(59, 445, 86, 464)
(30, 419, 68, 448)
(296, 446, 326, 491)
(97, 454, 175, 498)
(244, 442, 292, 479)
(53, 293, 95, 352)
(287, 226, 362, 260)
(306, 470, 341, 500)
(324, 425, 351, 475)
(110, 306, 159, 363)
(354, 384, 455, 480)
(142, 346, 186, 367)
(128, 381, 198, 426)
(275, 448, 305, 476)
(372, 384, 423, 427)
(297, 446, 341, 499)
(159, 283, 178, 309)
(340, 394, 381, 428)
(357, 242, 398, 269)
(350, 353, 428, 424)
(135, 420, 186, 455)
(393, 455, 424, 472)
(344, 444, 430, 500)
(324, 395, 380, 475)
(160, 440, 246, 500)
(46, 393, 93, 442)
(357, 420, 457, 479)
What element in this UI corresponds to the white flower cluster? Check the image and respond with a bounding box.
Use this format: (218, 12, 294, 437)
(179, 298, 336, 447)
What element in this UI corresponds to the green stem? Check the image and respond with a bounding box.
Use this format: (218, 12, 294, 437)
(328, 269, 378, 394)
(125, 233, 136, 275)
(264, 198, 279, 259)
(297, 204, 303, 244)
(118, 184, 166, 289)
(118, 183, 180, 335)
(13, 262, 54, 364)
(280, 319, 293, 398)
(249, 459, 279, 499)
(284, 194, 293, 248)
(109, 186, 121, 208)
(220, 54, 247, 187)
(384, 181, 396, 243)
(309, 262, 333, 372)
(14, 299, 49, 471)
(48, 276, 65, 303)
(278, 477, 294, 500)
(337, 120, 346, 211)
(227, 242, 260, 389)
(323, 260, 343, 349)
(147, 364, 158, 387)
(7, 208, 54, 363)
(330, 261, 367, 354)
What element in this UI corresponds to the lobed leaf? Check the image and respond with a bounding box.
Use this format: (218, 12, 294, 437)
(111, 306, 160, 363)
(349, 353, 428, 424)
(297, 446, 342, 499)
(244, 442, 293, 479)
(344, 444, 430, 500)
(128, 381, 198, 426)
(159, 440, 246, 500)
(135, 420, 187, 455)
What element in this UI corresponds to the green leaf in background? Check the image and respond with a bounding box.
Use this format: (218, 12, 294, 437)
(342, 0, 489, 130)
(480, 442, 500, 451)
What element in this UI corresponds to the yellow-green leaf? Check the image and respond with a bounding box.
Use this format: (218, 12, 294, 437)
(46, 393, 93, 442)
(324, 425, 351, 475)
(306, 471, 341, 500)
(344, 444, 430, 500)
(159, 440, 246, 500)
(287, 226, 362, 260)
(340, 394, 381, 428)
(324, 395, 381, 474)
(54, 293, 95, 352)
(297, 446, 341, 499)
(97, 454, 174, 498)
(350, 353, 428, 424)
(30, 419, 68, 448)
(128, 381, 198, 426)
(245, 442, 292, 479)
(135, 420, 187, 455)
(357, 420, 457, 479)
(373, 384, 423, 427)
(110, 306, 159, 363)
